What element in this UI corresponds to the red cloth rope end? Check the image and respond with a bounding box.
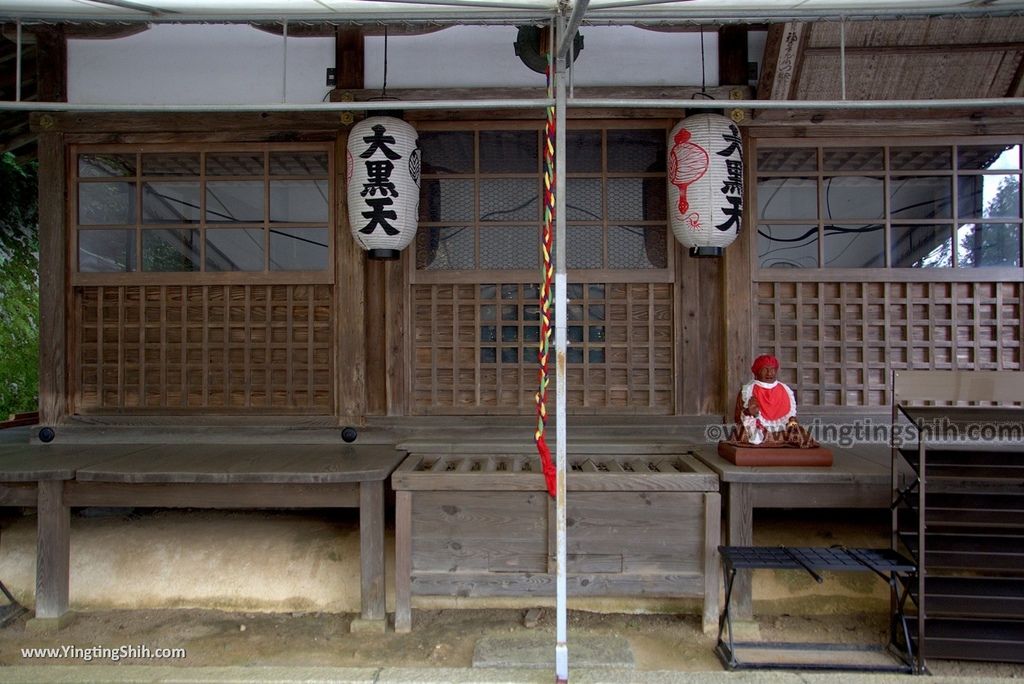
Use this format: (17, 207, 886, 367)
(536, 435, 557, 498)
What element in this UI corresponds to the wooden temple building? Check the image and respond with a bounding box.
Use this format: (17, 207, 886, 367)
(1, 0, 1023, 665)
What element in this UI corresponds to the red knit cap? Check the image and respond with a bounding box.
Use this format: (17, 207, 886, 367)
(751, 354, 780, 376)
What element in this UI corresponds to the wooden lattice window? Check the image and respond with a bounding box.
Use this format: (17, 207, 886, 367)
(412, 281, 674, 414)
(75, 284, 333, 413)
(408, 121, 674, 414)
(72, 143, 334, 284)
(753, 139, 1023, 271)
(755, 280, 1022, 408)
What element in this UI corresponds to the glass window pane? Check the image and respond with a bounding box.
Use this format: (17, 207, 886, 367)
(823, 176, 883, 220)
(958, 174, 1020, 219)
(142, 229, 200, 272)
(757, 178, 817, 220)
(889, 176, 952, 219)
(480, 226, 538, 269)
(824, 223, 885, 268)
(420, 179, 474, 222)
(206, 228, 265, 271)
(419, 131, 474, 174)
(269, 151, 328, 176)
(607, 129, 665, 173)
(891, 225, 953, 267)
(79, 229, 136, 272)
(416, 226, 475, 270)
(142, 153, 200, 176)
(206, 181, 264, 223)
(757, 148, 816, 172)
(567, 130, 602, 172)
(567, 225, 603, 268)
(958, 223, 1021, 267)
(890, 146, 952, 171)
(142, 182, 201, 224)
(958, 144, 1020, 171)
(480, 131, 537, 173)
(79, 182, 135, 225)
(823, 147, 883, 172)
(480, 179, 537, 222)
(78, 153, 136, 177)
(269, 227, 328, 271)
(206, 153, 264, 176)
(270, 180, 329, 222)
(758, 224, 818, 268)
(608, 226, 666, 269)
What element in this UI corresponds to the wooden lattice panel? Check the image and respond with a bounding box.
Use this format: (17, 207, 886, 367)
(411, 282, 674, 414)
(75, 284, 334, 412)
(755, 280, 1023, 408)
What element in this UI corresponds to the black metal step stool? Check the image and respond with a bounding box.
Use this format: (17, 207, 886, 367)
(716, 545, 921, 674)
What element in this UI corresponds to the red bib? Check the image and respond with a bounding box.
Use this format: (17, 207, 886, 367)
(752, 382, 792, 422)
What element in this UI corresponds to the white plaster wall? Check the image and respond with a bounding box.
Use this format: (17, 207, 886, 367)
(67, 24, 729, 105)
(364, 25, 719, 89)
(68, 24, 335, 104)
(0, 509, 885, 615)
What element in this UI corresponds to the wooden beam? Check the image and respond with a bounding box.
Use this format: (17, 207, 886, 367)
(37, 132, 67, 425)
(336, 27, 364, 92)
(335, 85, 743, 104)
(755, 23, 808, 103)
(718, 26, 749, 86)
(30, 111, 347, 134)
(33, 26, 66, 103)
(1007, 51, 1024, 98)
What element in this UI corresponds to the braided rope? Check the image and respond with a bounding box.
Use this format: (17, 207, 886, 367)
(535, 61, 557, 498)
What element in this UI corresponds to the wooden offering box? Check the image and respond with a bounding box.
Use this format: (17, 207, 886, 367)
(392, 447, 721, 634)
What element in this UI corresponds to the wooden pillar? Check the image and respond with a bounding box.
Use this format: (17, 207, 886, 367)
(37, 132, 67, 425)
(384, 258, 406, 415)
(35, 480, 70, 620)
(335, 28, 368, 425)
(718, 26, 749, 86)
(721, 130, 754, 415)
(357, 479, 386, 624)
(394, 490, 412, 632)
(34, 26, 68, 103)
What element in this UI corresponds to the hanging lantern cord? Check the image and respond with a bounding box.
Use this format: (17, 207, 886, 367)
(535, 55, 558, 499)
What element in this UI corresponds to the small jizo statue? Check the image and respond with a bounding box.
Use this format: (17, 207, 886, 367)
(734, 355, 817, 448)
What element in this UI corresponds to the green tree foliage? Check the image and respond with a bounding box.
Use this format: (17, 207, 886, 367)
(0, 152, 39, 418)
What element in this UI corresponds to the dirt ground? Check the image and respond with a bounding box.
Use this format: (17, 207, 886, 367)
(0, 606, 1022, 677)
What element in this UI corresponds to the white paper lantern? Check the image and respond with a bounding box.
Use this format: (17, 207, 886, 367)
(667, 113, 743, 257)
(346, 116, 421, 259)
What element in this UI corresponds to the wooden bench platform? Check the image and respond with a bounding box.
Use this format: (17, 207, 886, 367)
(0, 443, 406, 630)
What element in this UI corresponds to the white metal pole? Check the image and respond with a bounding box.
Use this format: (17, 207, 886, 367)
(15, 20, 22, 102)
(554, 17, 569, 684)
(840, 18, 847, 101)
(282, 19, 288, 103)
